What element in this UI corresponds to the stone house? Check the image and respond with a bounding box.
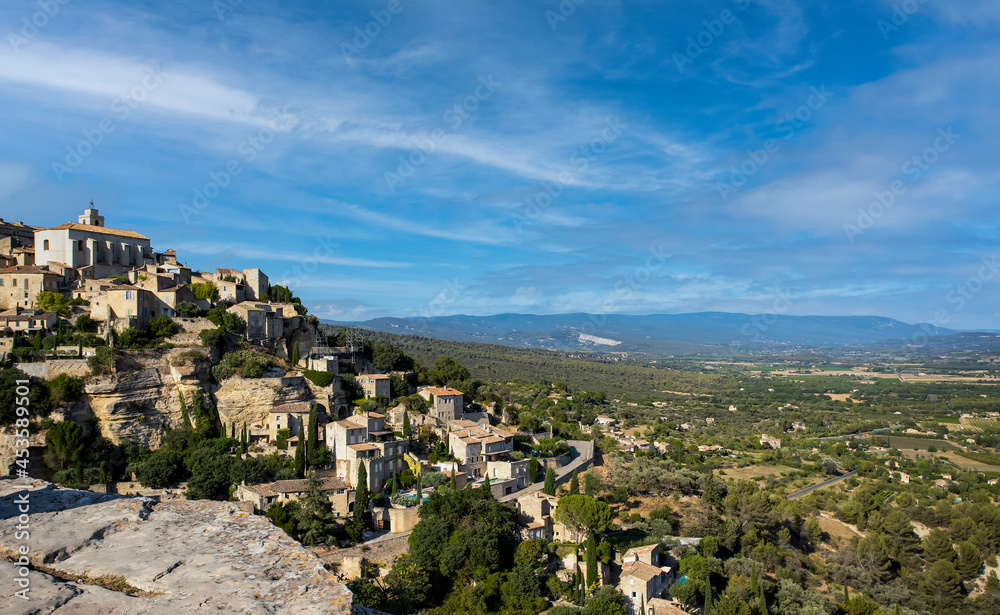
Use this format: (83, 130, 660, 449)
(0, 265, 66, 310)
(90, 284, 154, 332)
(227, 302, 284, 345)
(327, 412, 408, 493)
(759, 434, 782, 449)
(419, 386, 465, 423)
(448, 423, 514, 477)
(486, 458, 530, 490)
(266, 401, 319, 444)
(34, 208, 154, 279)
(619, 559, 673, 615)
(360, 374, 391, 401)
(514, 491, 558, 541)
(0, 307, 58, 334)
(236, 476, 352, 515)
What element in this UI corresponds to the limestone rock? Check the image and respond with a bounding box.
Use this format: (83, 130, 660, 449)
(214, 375, 311, 429)
(0, 479, 355, 614)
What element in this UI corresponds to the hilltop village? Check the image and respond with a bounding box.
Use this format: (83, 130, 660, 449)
(3, 207, 1000, 615)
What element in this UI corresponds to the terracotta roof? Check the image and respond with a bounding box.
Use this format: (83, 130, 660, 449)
(364, 374, 390, 380)
(42, 222, 150, 240)
(347, 443, 378, 452)
(622, 561, 665, 583)
(334, 419, 365, 429)
(647, 599, 687, 615)
(0, 265, 59, 275)
(242, 484, 278, 497)
(425, 387, 463, 396)
(481, 436, 506, 444)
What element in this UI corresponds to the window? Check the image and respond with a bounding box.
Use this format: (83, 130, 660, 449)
(11, 279, 16, 287)
(43, 240, 49, 250)
(77, 241, 83, 251)
(125, 291, 134, 300)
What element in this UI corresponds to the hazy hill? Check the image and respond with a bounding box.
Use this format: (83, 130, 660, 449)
(325, 312, 958, 354)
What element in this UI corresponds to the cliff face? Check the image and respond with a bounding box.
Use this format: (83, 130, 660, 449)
(84, 358, 211, 449)
(0, 479, 356, 614)
(214, 374, 312, 429)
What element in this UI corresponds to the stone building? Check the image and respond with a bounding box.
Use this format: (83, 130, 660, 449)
(228, 301, 285, 344)
(0, 264, 66, 309)
(419, 386, 465, 422)
(360, 373, 391, 401)
(34, 208, 154, 279)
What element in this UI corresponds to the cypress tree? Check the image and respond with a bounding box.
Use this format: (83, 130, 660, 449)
(415, 470, 422, 504)
(291, 341, 299, 367)
(392, 474, 398, 495)
(306, 403, 318, 468)
(230, 422, 235, 438)
(179, 393, 192, 430)
(294, 423, 305, 478)
(640, 594, 645, 615)
(483, 473, 493, 498)
(241, 422, 248, 454)
(569, 471, 579, 496)
(349, 462, 369, 543)
(543, 467, 556, 495)
(529, 456, 540, 483)
(402, 410, 411, 440)
(585, 531, 598, 590)
(705, 577, 713, 615)
(451, 462, 457, 489)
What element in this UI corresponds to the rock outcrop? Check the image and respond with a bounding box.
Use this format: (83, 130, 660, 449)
(0, 479, 356, 614)
(214, 374, 312, 429)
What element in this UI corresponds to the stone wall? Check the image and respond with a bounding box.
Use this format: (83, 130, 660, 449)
(17, 359, 91, 379)
(322, 533, 411, 580)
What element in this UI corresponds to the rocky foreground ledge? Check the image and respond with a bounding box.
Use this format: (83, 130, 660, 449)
(0, 479, 357, 614)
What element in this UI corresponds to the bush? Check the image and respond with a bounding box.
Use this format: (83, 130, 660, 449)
(88, 346, 120, 375)
(149, 315, 178, 339)
(46, 373, 83, 405)
(75, 313, 97, 333)
(212, 350, 270, 380)
(174, 301, 201, 317)
(116, 327, 152, 349)
(189, 282, 219, 302)
(303, 370, 336, 387)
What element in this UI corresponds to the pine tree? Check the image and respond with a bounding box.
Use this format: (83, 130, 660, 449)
(569, 471, 579, 496)
(956, 540, 983, 581)
(295, 470, 335, 546)
(543, 467, 556, 495)
(306, 403, 318, 469)
(402, 410, 411, 440)
(294, 423, 305, 478)
(585, 531, 598, 590)
(179, 393, 192, 430)
(291, 341, 300, 367)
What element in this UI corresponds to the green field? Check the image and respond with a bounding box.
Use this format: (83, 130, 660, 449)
(880, 436, 962, 452)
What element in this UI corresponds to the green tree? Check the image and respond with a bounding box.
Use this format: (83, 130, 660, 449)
(429, 356, 470, 386)
(348, 462, 370, 543)
(855, 533, 892, 582)
(293, 423, 305, 478)
(585, 532, 598, 590)
(240, 421, 248, 454)
(305, 403, 318, 468)
(956, 540, 983, 581)
(135, 449, 184, 488)
(529, 456, 540, 483)
(569, 470, 580, 496)
(923, 528, 957, 564)
(294, 470, 337, 545)
(585, 471, 600, 497)
(402, 410, 411, 440)
(87, 346, 119, 376)
(290, 341, 300, 367)
(36, 290, 72, 316)
(148, 315, 178, 338)
(189, 282, 219, 302)
(583, 586, 629, 615)
(554, 495, 614, 538)
(922, 559, 963, 606)
(544, 467, 556, 495)
(705, 576, 714, 615)
(43, 421, 84, 470)
(184, 448, 233, 501)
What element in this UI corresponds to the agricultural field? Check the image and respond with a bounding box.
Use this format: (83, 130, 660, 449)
(879, 436, 963, 452)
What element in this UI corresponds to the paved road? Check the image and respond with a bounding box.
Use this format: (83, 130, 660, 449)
(786, 470, 857, 500)
(499, 439, 594, 503)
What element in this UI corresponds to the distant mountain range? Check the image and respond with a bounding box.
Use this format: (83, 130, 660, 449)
(321, 312, 991, 355)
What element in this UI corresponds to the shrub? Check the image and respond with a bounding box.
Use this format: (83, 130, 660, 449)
(174, 301, 201, 317)
(116, 327, 152, 349)
(88, 346, 120, 375)
(303, 370, 336, 387)
(212, 350, 270, 380)
(149, 315, 178, 339)
(46, 373, 82, 405)
(74, 313, 97, 333)
(189, 282, 219, 302)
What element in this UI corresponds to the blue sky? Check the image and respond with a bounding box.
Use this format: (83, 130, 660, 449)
(1, 0, 998, 329)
